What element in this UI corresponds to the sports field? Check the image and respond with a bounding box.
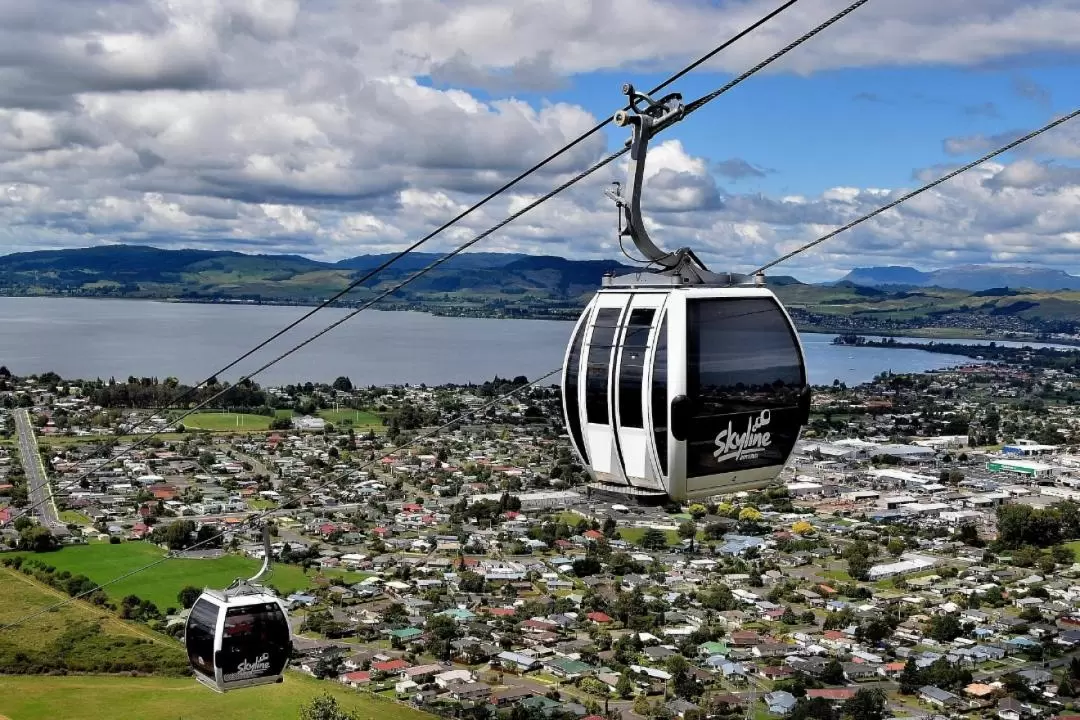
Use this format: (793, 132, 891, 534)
(180, 412, 274, 431)
(8, 542, 369, 610)
(317, 408, 384, 428)
(0, 673, 431, 720)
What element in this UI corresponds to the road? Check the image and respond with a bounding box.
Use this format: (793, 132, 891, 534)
(14, 408, 61, 528)
(229, 448, 273, 485)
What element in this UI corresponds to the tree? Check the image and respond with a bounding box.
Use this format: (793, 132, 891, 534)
(1052, 544, 1075, 566)
(886, 538, 905, 557)
(898, 659, 922, 694)
(791, 698, 837, 720)
(956, 523, 981, 546)
(738, 507, 763, 524)
(458, 570, 485, 593)
(616, 673, 635, 699)
(821, 659, 845, 685)
(639, 528, 668, 550)
(928, 613, 962, 643)
(1060, 668, 1078, 698)
(332, 376, 353, 392)
(847, 554, 871, 582)
(177, 585, 202, 609)
(677, 520, 696, 553)
(840, 688, 886, 720)
(573, 556, 602, 577)
(299, 693, 358, 720)
(18, 526, 58, 552)
(632, 694, 651, 716)
(844, 539, 874, 581)
(791, 520, 814, 535)
(161, 519, 195, 550)
(424, 614, 459, 661)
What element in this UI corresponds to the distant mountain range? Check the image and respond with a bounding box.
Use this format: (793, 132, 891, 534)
(0, 245, 1078, 335)
(840, 265, 1080, 292)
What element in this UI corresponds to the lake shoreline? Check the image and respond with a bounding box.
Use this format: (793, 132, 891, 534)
(5, 292, 1076, 348)
(0, 296, 1039, 387)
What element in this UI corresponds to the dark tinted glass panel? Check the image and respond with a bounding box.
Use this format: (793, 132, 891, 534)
(585, 308, 621, 424)
(218, 602, 291, 684)
(685, 297, 805, 479)
(563, 315, 590, 464)
(651, 315, 668, 475)
(186, 598, 220, 678)
(618, 309, 654, 429)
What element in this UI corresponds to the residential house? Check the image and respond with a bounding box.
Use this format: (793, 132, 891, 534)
(451, 682, 493, 702)
(764, 691, 797, 716)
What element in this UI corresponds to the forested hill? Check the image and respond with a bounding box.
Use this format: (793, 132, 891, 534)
(0, 245, 636, 313)
(2, 245, 1080, 337)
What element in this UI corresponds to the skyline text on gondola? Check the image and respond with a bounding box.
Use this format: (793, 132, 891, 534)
(712, 409, 772, 464)
(223, 653, 272, 681)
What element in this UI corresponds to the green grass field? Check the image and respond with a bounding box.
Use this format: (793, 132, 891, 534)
(0, 673, 432, 720)
(179, 412, 273, 431)
(317, 409, 384, 428)
(59, 510, 92, 525)
(8, 542, 369, 610)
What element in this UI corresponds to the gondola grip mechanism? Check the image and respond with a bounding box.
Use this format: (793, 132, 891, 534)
(608, 83, 753, 288)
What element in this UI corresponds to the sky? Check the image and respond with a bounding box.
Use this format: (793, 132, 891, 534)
(0, 0, 1078, 282)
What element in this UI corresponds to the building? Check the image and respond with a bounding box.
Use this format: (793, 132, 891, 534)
(1003, 442, 1058, 457)
(986, 459, 1058, 479)
(868, 554, 937, 581)
(468, 490, 583, 511)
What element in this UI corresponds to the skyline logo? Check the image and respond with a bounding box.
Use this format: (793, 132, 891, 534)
(713, 409, 773, 464)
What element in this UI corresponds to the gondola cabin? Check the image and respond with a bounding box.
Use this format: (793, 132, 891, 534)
(185, 589, 293, 693)
(562, 285, 810, 501)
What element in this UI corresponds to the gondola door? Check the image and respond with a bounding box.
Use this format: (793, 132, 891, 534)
(669, 289, 809, 499)
(612, 293, 668, 493)
(578, 292, 632, 487)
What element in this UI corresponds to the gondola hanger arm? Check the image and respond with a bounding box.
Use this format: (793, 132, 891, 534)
(609, 84, 755, 287)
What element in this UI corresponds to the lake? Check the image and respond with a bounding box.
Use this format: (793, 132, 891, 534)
(0, 296, 995, 388)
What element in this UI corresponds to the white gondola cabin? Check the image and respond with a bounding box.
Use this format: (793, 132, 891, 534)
(560, 84, 811, 501)
(562, 285, 809, 501)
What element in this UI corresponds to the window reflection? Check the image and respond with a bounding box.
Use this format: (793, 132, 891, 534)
(685, 298, 804, 479)
(186, 599, 219, 678)
(564, 317, 590, 463)
(219, 603, 291, 683)
(585, 308, 621, 424)
(618, 308, 654, 429)
(688, 298, 804, 412)
(651, 316, 668, 475)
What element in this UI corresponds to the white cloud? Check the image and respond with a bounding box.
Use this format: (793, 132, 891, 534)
(0, 0, 1077, 280)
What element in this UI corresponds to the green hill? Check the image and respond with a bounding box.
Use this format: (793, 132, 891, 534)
(1, 244, 1079, 335)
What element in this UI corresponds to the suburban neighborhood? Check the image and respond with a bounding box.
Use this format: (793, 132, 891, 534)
(3, 351, 1080, 720)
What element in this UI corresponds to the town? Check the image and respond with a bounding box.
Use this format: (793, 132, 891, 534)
(2, 349, 1080, 720)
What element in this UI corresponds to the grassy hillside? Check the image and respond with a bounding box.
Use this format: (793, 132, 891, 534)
(0, 565, 187, 676)
(774, 284, 1080, 336)
(0, 563, 430, 720)
(0, 673, 431, 720)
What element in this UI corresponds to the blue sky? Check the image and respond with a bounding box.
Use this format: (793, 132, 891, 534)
(458, 63, 1076, 197)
